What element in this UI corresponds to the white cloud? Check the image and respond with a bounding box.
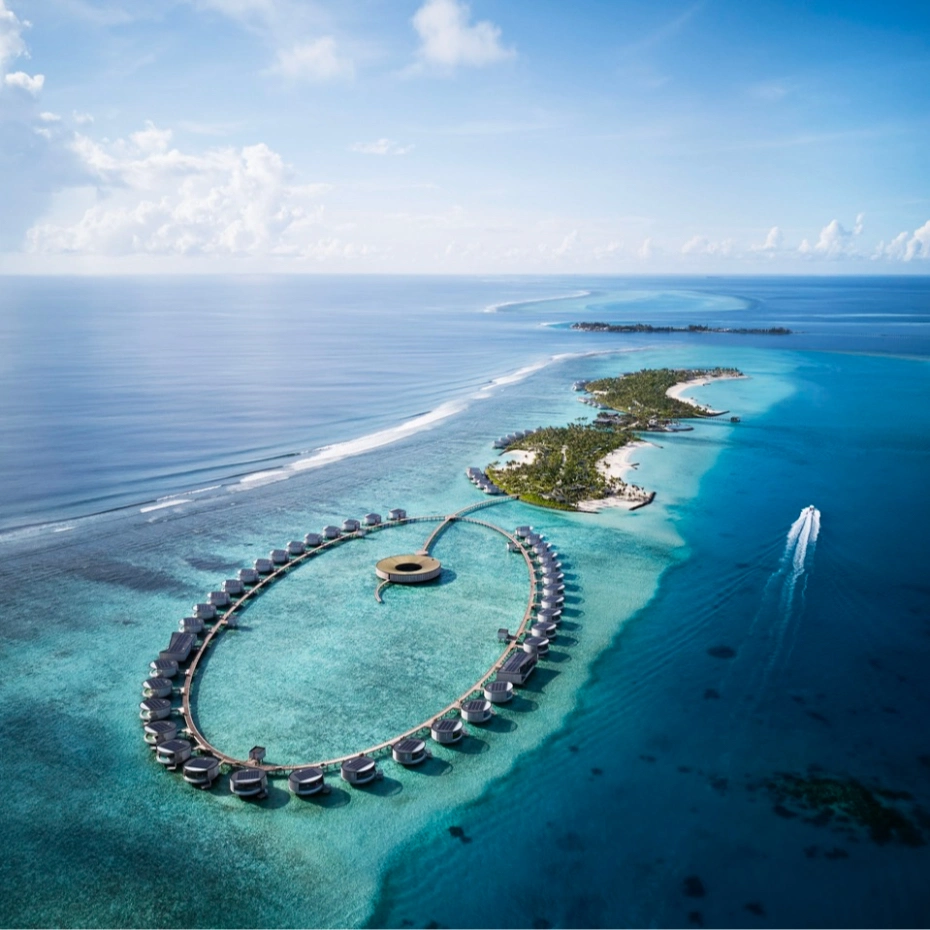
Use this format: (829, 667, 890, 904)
(349, 138, 414, 156)
(798, 216, 864, 259)
(39, 111, 61, 122)
(73, 111, 95, 125)
(749, 225, 783, 255)
(681, 235, 734, 256)
(762, 225, 783, 250)
(874, 220, 930, 262)
(905, 220, 930, 260)
(0, 0, 29, 74)
(553, 230, 577, 256)
(412, 0, 515, 69)
(271, 37, 353, 82)
(594, 240, 623, 259)
(638, 237, 654, 259)
(27, 124, 337, 258)
(4, 70, 44, 94)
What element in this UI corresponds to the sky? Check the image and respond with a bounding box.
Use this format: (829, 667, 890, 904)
(0, 0, 928, 274)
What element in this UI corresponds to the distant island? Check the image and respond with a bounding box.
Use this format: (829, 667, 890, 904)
(486, 367, 744, 512)
(572, 322, 792, 335)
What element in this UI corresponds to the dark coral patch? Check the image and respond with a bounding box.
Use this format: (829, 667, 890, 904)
(707, 646, 736, 659)
(683, 876, 706, 898)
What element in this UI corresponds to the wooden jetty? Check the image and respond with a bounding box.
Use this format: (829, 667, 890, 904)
(178, 495, 547, 774)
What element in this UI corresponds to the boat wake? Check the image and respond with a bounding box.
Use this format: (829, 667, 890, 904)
(758, 505, 821, 680)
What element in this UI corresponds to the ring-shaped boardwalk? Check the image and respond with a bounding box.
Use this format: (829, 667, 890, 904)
(180, 496, 541, 773)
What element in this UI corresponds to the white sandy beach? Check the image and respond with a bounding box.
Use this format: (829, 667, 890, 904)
(666, 373, 746, 414)
(576, 441, 656, 512)
(500, 449, 538, 466)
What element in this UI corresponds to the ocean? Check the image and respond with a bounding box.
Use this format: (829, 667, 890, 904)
(0, 275, 928, 928)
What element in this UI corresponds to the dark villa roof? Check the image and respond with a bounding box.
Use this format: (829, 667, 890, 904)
(395, 739, 425, 754)
(343, 756, 375, 772)
(462, 699, 489, 711)
(485, 680, 512, 691)
(159, 739, 190, 752)
(290, 766, 324, 781)
(433, 718, 462, 731)
(185, 756, 218, 770)
(231, 768, 264, 783)
(145, 720, 176, 734)
(501, 652, 535, 673)
(141, 698, 170, 711)
(167, 632, 195, 654)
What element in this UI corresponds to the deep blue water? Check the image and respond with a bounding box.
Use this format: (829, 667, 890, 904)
(0, 275, 928, 928)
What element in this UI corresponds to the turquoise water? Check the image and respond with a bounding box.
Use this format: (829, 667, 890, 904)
(1, 277, 929, 927)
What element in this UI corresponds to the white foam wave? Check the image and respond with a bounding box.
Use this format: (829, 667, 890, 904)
(483, 290, 592, 313)
(140, 497, 194, 513)
(230, 400, 469, 491)
(232, 352, 608, 490)
(475, 359, 555, 394)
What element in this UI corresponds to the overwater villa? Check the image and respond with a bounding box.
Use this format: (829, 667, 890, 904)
(160, 631, 195, 663)
(460, 698, 493, 724)
(139, 697, 172, 721)
(341, 756, 382, 786)
(484, 680, 514, 703)
(193, 602, 217, 620)
(182, 755, 220, 789)
(229, 767, 268, 800)
(523, 635, 550, 657)
(288, 767, 329, 797)
(497, 651, 537, 685)
(179, 616, 204, 635)
(531, 620, 557, 640)
(155, 739, 192, 770)
(392, 738, 431, 766)
(150, 658, 178, 678)
(142, 677, 172, 698)
(431, 717, 464, 744)
(143, 720, 177, 746)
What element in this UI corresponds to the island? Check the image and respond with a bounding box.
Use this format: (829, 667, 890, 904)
(572, 322, 792, 335)
(486, 367, 744, 512)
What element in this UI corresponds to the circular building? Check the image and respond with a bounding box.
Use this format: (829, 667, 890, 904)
(375, 554, 442, 584)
